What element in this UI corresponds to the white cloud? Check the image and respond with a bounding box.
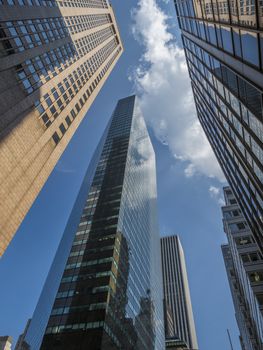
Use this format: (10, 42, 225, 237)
(131, 0, 225, 182)
(209, 186, 225, 206)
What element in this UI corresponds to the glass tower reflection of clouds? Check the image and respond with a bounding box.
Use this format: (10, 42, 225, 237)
(28, 95, 164, 349)
(174, 0, 263, 252)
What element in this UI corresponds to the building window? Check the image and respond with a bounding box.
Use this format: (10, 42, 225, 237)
(52, 132, 60, 145)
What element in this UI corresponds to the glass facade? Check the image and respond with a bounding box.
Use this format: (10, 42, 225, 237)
(24, 121, 108, 350)
(174, 0, 263, 252)
(221, 187, 263, 350)
(28, 96, 164, 349)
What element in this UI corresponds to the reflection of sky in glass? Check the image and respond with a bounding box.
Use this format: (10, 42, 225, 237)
(221, 26, 233, 54)
(118, 98, 165, 349)
(240, 30, 259, 67)
(24, 124, 109, 350)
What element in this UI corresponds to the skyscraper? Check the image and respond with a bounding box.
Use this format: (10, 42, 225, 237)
(0, 336, 12, 350)
(161, 235, 198, 350)
(0, 0, 123, 256)
(24, 96, 165, 349)
(174, 0, 263, 252)
(221, 187, 263, 350)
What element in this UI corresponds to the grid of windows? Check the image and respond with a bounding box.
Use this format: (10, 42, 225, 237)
(58, 0, 108, 8)
(186, 44, 263, 167)
(185, 37, 263, 184)
(65, 14, 111, 35)
(50, 47, 121, 145)
(181, 26, 263, 250)
(0, 13, 111, 57)
(0, 0, 57, 6)
(40, 97, 164, 350)
(194, 84, 263, 246)
(33, 38, 119, 128)
(0, 0, 109, 6)
(16, 26, 115, 94)
(16, 43, 77, 93)
(222, 188, 263, 349)
(175, 0, 263, 69)
(0, 18, 69, 54)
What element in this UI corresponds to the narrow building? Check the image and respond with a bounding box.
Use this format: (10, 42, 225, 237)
(161, 235, 198, 350)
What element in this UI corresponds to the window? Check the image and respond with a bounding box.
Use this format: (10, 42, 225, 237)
(221, 26, 233, 54)
(249, 271, 263, 283)
(235, 235, 252, 245)
(52, 132, 60, 145)
(240, 30, 259, 67)
(257, 293, 263, 306)
(59, 123, 66, 135)
(65, 116, 72, 126)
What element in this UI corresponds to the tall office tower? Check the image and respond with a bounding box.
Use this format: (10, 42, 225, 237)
(0, 0, 123, 257)
(222, 187, 263, 350)
(161, 235, 198, 350)
(24, 96, 165, 349)
(174, 0, 263, 252)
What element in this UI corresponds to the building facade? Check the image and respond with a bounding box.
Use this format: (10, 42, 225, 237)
(161, 235, 198, 350)
(0, 0, 123, 256)
(25, 96, 165, 349)
(222, 187, 263, 350)
(174, 0, 263, 252)
(0, 337, 12, 350)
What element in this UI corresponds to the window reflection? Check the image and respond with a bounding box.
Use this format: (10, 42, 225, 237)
(238, 0, 256, 27)
(206, 23, 217, 45)
(221, 25, 233, 53)
(259, 0, 263, 27)
(233, 28, 242, 57)
(240, 30, 259, 67)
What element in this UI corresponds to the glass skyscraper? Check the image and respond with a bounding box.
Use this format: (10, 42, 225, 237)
(25, 95, 165, 349)
(0, 0, 123, 256)
(174, 0, 263, 252)
(221, 187, 263, 350)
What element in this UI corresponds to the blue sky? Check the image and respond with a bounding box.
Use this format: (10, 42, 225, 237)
(0, 0, 241, 349)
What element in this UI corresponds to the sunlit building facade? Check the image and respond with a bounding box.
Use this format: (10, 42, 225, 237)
(222, 187, 263, 350)
(25, 96, 165, 349)
(174, 0, 263, 252)
(161, 235, 198, 350)
(0, 0, 123, 256)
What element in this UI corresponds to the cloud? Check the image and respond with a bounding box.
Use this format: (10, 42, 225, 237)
(131, 0, 225, 182)
(209, 186, 225, 206)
